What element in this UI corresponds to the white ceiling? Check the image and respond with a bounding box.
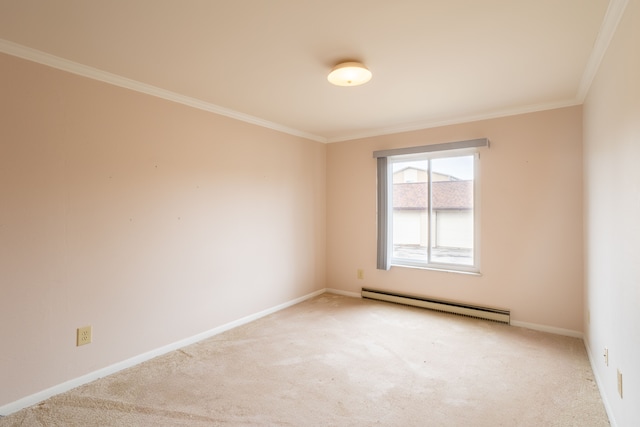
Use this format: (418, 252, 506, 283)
(0, 0, 620, 143)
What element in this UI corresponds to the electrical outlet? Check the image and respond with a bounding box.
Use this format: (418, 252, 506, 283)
(604, 348, 608, 366)
(617, 369, 623, 398)
(357, 269, 364, 280)
(77, 326, 92, 346)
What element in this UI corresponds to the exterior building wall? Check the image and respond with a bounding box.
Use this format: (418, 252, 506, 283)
(435, 210, 473, 248)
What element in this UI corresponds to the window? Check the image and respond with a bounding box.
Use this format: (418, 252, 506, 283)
(374, 138, 487, 273)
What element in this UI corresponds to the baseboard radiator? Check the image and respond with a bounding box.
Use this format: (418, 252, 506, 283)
(361, 288, 510, 324)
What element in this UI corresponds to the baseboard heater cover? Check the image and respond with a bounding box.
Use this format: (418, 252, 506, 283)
(361, 288, 510, 324)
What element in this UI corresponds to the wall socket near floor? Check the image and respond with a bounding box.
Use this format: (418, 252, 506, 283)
(77, 326, 92, 346)
(357, 268, 364, 280)
(604, 347, 608, 366)
(617, 369, 623, 398)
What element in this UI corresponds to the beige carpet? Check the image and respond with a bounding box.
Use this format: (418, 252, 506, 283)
(1, 294, 609, 426)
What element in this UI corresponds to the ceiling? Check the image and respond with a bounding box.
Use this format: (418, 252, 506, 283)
(0, 0, 619, 143)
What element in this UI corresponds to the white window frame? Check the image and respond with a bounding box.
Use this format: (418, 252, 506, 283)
(374, 138, 488, 274)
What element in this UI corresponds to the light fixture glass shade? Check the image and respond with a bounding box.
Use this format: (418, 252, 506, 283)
(327, 62, 372, 86)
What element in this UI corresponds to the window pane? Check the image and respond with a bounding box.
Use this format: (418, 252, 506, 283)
(391, 159, 429, 262)
(430, 156, 474, 266)
(390, 154, 475, 268)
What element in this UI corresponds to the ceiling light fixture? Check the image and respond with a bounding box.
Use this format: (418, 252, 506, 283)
(327, 61, 372, 87)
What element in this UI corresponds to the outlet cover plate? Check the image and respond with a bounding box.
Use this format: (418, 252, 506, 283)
(617, 369, 623, 398)
(77, 326, 92, 346)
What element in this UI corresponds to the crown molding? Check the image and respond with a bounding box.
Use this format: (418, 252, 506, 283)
(326, 99, 582, 143)
(3, 0, 628, 148)
(577, 0, 629, 101)
(0, 39, 327, 143)
(329, 0, 629, 143)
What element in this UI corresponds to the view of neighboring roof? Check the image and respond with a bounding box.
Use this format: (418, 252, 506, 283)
(393, 181, 473, 210)
(393, 166, 460, 181)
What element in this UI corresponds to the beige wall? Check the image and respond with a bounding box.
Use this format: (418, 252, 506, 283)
(583, 0, 640, 424)
(0, 53, 326, 407)
(5, 11, 633, 412)
(327, 106, 584, 332)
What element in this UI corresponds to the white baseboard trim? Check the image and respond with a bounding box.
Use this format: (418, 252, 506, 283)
(584, 338, 617, 427)
(0, 288, 325, 416)
(324, 288, 361, 298)
(510, 320, 583, 339)
(0, 289, 588, 417)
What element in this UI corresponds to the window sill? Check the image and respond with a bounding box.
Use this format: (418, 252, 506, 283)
(390, 263, 482, 276)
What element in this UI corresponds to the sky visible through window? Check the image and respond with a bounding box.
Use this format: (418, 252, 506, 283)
(392, 156, 473, 180)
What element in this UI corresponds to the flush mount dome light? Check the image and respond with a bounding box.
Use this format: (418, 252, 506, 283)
(327, 61, 372, 86)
